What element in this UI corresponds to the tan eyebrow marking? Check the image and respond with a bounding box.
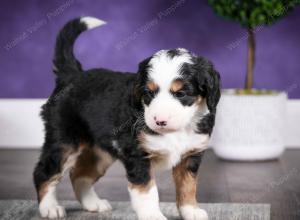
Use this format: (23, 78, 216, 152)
(146, 81, 159, 91)
(170, 79, 184, 93)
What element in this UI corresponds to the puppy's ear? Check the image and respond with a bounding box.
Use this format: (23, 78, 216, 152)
(133, 57, 152, 110)
(193, 57, 221, 113)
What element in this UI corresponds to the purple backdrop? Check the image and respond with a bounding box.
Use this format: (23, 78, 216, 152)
(1, 0, 300, 98)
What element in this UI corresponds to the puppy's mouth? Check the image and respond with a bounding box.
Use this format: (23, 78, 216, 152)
(153, 127, 177, 134)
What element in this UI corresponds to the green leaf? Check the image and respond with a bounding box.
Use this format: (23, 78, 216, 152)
(208, 0, 300, 28)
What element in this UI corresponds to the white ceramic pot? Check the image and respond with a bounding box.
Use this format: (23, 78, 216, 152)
(211, 89, 287, 161)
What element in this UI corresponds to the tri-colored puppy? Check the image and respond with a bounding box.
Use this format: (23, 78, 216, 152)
(33, 17, 221, 220)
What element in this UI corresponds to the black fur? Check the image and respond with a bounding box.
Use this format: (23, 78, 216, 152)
(53, 18, 86, 85)
(134, 56, 154, 107)
(191, 57, 221, 114)
(191, 57, 221, 135)
(166, 48, 183, 58)
(186, 152, 204, 175)
(33, 17, 221, 200)
(174, 57, 222, 135)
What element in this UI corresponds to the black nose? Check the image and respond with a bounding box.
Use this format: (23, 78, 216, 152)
(156, 120, 167, 127)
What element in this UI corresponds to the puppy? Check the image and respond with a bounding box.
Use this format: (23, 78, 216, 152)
(33, 16, 221, 220)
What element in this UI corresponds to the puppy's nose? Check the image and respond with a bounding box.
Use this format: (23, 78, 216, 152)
(156, 120, 167, 126)
(154, 116, 167, 127)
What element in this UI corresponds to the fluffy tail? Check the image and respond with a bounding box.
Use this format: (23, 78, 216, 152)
(53, 16, 106, 78)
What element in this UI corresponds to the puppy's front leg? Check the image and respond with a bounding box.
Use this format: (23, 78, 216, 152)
(172, 152, 208, 220)
(128, 179, 167, 220)
(125, 159, 166, 220)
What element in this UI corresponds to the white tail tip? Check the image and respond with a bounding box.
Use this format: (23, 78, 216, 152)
(80, 16, 106, 29)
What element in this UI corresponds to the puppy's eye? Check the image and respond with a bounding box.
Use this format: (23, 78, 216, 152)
(146, 90, 156, 97)
(174, 91, 186, 98)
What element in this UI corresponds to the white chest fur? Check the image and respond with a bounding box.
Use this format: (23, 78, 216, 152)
(142, 129, 209, 170)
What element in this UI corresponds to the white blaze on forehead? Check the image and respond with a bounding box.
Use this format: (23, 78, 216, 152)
(148, 50, 193, 90)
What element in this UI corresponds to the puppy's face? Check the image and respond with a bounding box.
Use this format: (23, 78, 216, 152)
(134, 49, 220, 134)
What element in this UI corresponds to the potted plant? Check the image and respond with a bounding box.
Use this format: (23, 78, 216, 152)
(208, 0, 300, 160)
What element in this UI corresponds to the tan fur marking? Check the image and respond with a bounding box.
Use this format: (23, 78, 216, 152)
(126, 137, 155, 194)
(93, 147, 115, 175)
(146, 81, 158, 92)
(38, 175, 61, 202)
(137, 132, 165, 164)
(70, 147, 115, 183)
(128, 179, 155, 194)
(197, 97, 209, 114)
(70, 148, 100, 182)
(172, 157, 198, 208)
(170, 79, 184, 93)
(38, 146, 80, 202)
(62, 148, 83, 174)
(182, 149, 202, 159)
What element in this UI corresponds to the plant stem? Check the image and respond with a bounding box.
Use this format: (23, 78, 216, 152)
(245, 28, 255, 90)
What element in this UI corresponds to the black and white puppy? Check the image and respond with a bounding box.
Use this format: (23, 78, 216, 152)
(33, 17, 221, 220)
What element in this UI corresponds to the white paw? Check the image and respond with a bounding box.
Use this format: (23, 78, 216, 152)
(82, 198, 112, 213)
(39, 204, 66, 219)
(180, 205, 208, 220)
(137, 210, 167, 220)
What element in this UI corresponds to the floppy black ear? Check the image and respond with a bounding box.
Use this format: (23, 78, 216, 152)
(132, 57, 152, 110)
(193, 57, 221, 114)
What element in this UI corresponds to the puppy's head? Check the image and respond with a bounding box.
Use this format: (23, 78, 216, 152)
(134, 49, 221, 134)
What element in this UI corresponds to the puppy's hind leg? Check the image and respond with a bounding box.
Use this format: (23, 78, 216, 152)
(33, 144, 81, 219)
(70, 147, 115, 213)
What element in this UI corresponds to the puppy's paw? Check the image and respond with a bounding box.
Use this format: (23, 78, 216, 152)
(137, 210, 167, 220)
(82, 198, 112, 213)
(39, 204, 66, 219)
(180, 205, 208, 220)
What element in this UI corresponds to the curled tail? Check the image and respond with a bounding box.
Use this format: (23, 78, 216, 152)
(53, 16, 106, 80)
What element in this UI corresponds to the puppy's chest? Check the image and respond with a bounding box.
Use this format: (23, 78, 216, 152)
(142, 130, 209, 170)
